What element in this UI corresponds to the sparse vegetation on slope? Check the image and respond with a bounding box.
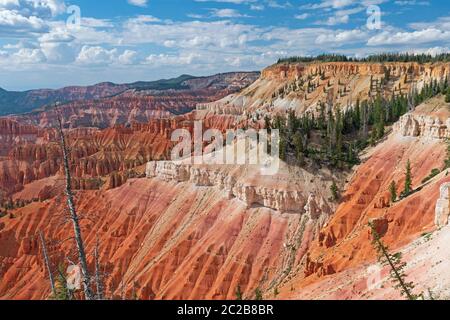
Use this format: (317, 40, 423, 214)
(266, 78, 448, 172)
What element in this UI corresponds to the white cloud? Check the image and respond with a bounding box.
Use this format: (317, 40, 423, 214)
(316, 28, 368, 45)
(120, 19, 261, 50)
(0, 0, 448, 90)
(127, 0, 148, 7)
(76, 45, 117, 66)
(81, 17, 114, 28)
(0, 9, 48, 36)
(194, 0, 256, 3)
(12, 47, 46, 63)
(118, 49, 138, 65)
(130, 15, 161, 23)
(395, 1, 430, 6)
(318, 14, 350, 26)
(210, 8, 250, 18)
(250, 4, 264, 11)
(0, 0, 65, 18)
(406, 46, 450, 56)
(409, 16, 450, 31)
(145, 52, 201, 66)
(368, 28, 450, 46)
(301, 0, 386, 10)
(294, 13, 310, 20)
(40, 41, 77, 63)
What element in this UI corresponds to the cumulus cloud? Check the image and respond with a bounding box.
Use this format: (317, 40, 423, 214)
(145, 52, 201, 66)
(0, 0, 449, 90)
(368, 28, 450, 46)
(0, 9, 49, 36)
(316, 29, 368, 45)
(40, 42, 77, 63)
(76, 45, 117, 66)
(0, 0, 65, 18)
(12, 47, 46, 63)
(118, 49, 138, 65)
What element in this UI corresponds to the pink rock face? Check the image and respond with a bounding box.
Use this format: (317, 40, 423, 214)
(0, 178, 327, 300)
(1, 62, 450, 300)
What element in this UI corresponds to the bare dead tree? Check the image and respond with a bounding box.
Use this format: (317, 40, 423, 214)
(56, 112, 94, 300)
(94, 236, 104, 300)
(39, 231, 56, 298)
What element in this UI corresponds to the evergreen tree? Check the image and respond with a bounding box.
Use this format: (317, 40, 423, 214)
(287, 109, 298, 137)
(274, 287, 279, 297)
(374, 95, 385, 139)
(255, 288, 263, 300)
(318, 103, 326, 131)
(326, 107, 335, 155)
(264, 116, 271, 131)
(369, 221, 418, 300)
(279, 138, 287, 161)
(403, 160, 413, 196)
(360, 100, 369, 139)
(335, 107, 343, 159)
(389, 181, 397, 203)
(446, 89, 450, 103)
(354, 99, 361, 130)
(235, 285, 243, 300)
(292, 132, 305, 164)
(330, 182, 339, 201)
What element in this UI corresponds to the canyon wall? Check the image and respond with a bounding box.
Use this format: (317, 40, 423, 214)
(275, 99, 450, 297)
(394, 114, 450, 138)
(199, 61, 450, 118)
(146, 161, 332, 216)
(1, 62, 450, 300)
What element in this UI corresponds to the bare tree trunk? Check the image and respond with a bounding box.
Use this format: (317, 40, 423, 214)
(94, 237, 104, 300)
(56, 114, 94, 300)
(39, 231, 56, 298)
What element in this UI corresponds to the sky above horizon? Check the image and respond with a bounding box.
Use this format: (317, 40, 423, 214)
(0, 0, 449, 91)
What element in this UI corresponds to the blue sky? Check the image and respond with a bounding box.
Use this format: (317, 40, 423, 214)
(0, 0, 449, 90)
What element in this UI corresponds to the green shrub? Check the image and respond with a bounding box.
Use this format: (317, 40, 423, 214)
(421, 168, 441, 184)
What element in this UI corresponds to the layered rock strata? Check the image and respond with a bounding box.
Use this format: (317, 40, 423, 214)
(394, 114, 450, 138)
(146, 161, 331, 216)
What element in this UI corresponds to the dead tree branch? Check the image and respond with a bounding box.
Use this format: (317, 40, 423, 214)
(56, 110, 94, 300)
(39, 231, 56, 298)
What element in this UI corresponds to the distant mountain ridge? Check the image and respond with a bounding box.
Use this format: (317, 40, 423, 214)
(5, 71, 260, 128)
(0, 72, 260, 116)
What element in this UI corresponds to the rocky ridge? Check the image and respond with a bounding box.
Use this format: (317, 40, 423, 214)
(198, 62, 450, 118)
(5, 72, 259, 129)
(146, 160, 332, 216)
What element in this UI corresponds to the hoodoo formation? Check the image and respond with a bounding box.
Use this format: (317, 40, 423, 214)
(1, 56, 450, 300)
